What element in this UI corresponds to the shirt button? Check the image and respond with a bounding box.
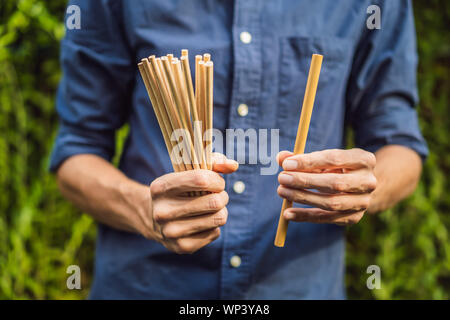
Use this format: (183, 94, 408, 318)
(237, 103, 249, 117)
(240, 31, 252, 44)
(230, 255, 242, 268)
(233, 181, 245, 194)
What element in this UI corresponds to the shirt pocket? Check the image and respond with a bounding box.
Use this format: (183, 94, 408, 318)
(277, 36, 353, 150)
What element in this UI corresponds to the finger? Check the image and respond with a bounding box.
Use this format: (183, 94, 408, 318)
(283, 207, 365, 225)
(171, 227, 221, 254)
(153, 191, 229, 221)
(282, 148, 376, 172)
(277, 150, 294, 167)
(277, 186, 371, 212)
(161, 207, 228, 239)
(278, 170, 377, 194)
(212, 153, 239, 174)
(150, 170, 225, 197)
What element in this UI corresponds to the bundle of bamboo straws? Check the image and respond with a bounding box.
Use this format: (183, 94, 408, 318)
(138, 50, 213, 174)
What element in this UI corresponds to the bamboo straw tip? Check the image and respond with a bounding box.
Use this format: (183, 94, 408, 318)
(274, 241, 285, 248)
(181, 49, 188, 56)
(138, 62, 143, 66)
(312, 54, 324, 61)
(203, 53, 211, 62)
(167, 54, 174, 58)
(205, 61, 214, 67)
(195, 55, 203, 60)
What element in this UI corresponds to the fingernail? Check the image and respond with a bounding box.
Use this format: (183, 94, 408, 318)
(278, 173, 293, 185)
(283, 159, 298, 170)
(284, 211, 295, 220)
(226, 159, 238, 165)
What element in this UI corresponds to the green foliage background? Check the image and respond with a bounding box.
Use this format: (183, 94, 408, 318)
(0, 0, 448, 299)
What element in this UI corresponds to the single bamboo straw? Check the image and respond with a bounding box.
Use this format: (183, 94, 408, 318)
(171, 57, 179, 77)
(181, 55, 207, 169)
(198, 60, 207, 149)
(205, 61, 214, 170)
(173, 60, 191, 120)
(203, 53, 211, 62)
(195, 55, 203, 129)
(274, 54, 323, 248)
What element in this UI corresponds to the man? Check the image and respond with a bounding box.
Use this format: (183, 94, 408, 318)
(51, 0, 427, 299)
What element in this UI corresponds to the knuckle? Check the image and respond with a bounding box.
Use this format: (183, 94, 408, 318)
(366, 152, 377, 168)
(360, 197, 371, 211)
(152, 210, 165, 223)
(327, 196, 343, 211)
(150, 178, 167, 197)
(213, 208, 228, 227)
(153, 206, 172, 223)
(332, 177, 348, 192)
(296, 174, 310, 188)
(211, 227, 221, 241)
(221, 191, 230, 206)
(328, 150, 345, 166)
(175, 239, 196, 255)
(366, 175, 377, 192)
(161, 224, 180, 239)
(192, 171, 210, 188)
(348, 214, 363, 225)
(355, 148, 376, 168)
(297, 156, 309, 170)
(208, 194, 223, 211)
(292, 189, 306, 202)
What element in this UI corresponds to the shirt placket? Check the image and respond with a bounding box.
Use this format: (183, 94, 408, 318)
(220, 0, 263, 299)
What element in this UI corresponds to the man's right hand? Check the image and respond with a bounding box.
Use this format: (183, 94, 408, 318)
(144, 155, 238, 254)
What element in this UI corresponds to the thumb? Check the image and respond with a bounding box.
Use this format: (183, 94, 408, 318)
(211, 153, 239, 174)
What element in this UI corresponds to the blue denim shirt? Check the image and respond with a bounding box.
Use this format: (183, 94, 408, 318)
(51, 0, 428, 299)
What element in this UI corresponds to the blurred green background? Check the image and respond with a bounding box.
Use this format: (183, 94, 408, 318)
(0, 0, 449, 299)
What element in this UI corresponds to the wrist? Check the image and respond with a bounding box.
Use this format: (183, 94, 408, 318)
(118, 178, 155, 239)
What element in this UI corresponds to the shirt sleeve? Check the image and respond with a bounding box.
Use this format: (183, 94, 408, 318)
(346, 0, 428, 161)
(49, 0, 134, 172)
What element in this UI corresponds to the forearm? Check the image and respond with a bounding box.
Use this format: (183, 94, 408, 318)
(56, 154, 152, 237)
(368, 145, 422, 213)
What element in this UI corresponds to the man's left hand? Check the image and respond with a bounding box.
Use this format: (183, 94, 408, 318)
(277, 148, 377, 226)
